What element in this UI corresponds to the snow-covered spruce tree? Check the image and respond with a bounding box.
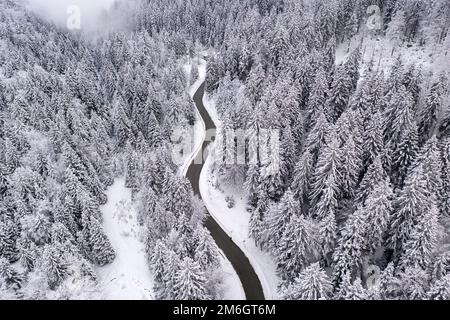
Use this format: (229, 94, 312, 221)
(318, 211, 337, 265)
(388, 165, 432, 260)
(418, 73, 448, 142)
(282, 262, 332, 300)
(383, 86, 414, 149)
(363, 111, 384, 168)
(364, 179, 394, 255)
(194, 227, 220, 269)
(356, 156, 387, 204)
(0, 217, 19, 262)
(40, 245, 69, 290)
(249, 191, 270, 248)
(338, 134, 360, 199)
(306, 67, 329, 130)
(163, 174, 194, 220)
(386, 9, 406, 48)
(391, 120, 419, 188)
(310, 129, 342, 219)
(439, 138, 450, 216)
(306, 107, 331, 160)
(264, 189, 300, 251)
(85, 216, 116, 266)
(276, 214, 316, 281)
(158, 248, 180, 299)
(339, 277, 370, 300)
(428, 275, 450, 300)
(395, 267, 430, 300)
(280, 125, 296, 186)
(399, 202, 440, 270)
(378, 262, 400, 299)
(172, 257, 211, 300)
(244, 164, 262, 209)
(0, 257, 22, 291)
(291, 149, 314, 209)
(332, 205, 367, 287)
(327, 64, 353, 122)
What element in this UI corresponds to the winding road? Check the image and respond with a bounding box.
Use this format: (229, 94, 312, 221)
(186, 83, 265, 300)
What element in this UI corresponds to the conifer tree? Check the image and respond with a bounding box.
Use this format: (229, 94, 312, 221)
(392, 121, 419, 188)
(332, 207, 367, 286)
(339, 134, 360, 198)
(388, 166, 432, 259)
(87, 217, 116, 266)
(418, 73, 448, 141)
(173, 257, 211, 300)
(282, 263, 332, 300)
(428, 275, 450, 300)
(194, 228, 220, 269)
(310, 130, 342, 218)
(0, 257, 22, 290)
(41, 245, 68, 290)
(364, 179, 393, 254)
(328, 64, 352, 121)
(265, 189, 300, 250)
(276, 215, 316, 281)
(357, 156, 387, 204)
(363, 111, 384, 167)
(399, 202, 439, 270)
(290, 147, 312, 198)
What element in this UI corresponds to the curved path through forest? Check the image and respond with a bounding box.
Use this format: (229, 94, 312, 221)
(186, 83, 265, 300)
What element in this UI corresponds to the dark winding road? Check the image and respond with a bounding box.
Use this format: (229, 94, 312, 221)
(186, 83, 265, 300)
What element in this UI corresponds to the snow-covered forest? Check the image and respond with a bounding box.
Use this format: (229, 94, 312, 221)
(1, 0, 450, 300)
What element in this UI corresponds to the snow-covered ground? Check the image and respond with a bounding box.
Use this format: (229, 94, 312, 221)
(200, 92, 281, 300)
(96, 178, 155, 300)
(181, 57, 245, 300)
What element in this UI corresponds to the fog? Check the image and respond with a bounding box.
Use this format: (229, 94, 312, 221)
(26, 0, 118, 31)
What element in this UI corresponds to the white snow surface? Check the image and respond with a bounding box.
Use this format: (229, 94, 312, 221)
(200, 94, 281, 300)
(96, 178, 155, 300)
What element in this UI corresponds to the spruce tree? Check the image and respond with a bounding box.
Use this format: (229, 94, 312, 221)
(265, 189, 300, 250)
(276, 215, 316, 281)
(428, 275, 450, 300)
(310, 130, 342, 218)
(41, 245, 68, 290)
(391, 121, 419, 188)
(357, 156, 387, 204)
(363, 111, 384, 167)
(388, 166, 432, 259)
(332, 206, 367, 286)
(87, 217, 116, 266)
(282, 263, 332, 300)
(418, 73, 448, 141)
(173, 257, 211, 300)
(399, 202, 439, 270)
(328, 64, 352, 121)
(364, 179, 393, 254)
(194, 227, 220, 269)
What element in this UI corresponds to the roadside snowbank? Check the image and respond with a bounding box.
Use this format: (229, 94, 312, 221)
(96, 178, 154, 300)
